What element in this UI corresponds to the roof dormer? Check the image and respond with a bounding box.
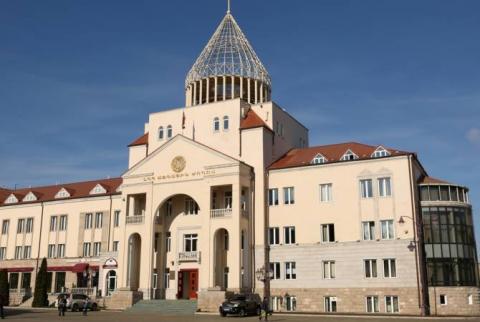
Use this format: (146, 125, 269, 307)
(372, 146, 391, 158)
(22, 192, 38, 202)
(5, 193, 19, 204)
(311, 153, 327, 165)
(55, 188, 71, 199)
(90, 184, 107, 195)
(340, 149, 358, 161)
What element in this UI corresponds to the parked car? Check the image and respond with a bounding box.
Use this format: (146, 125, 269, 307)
(55, 293, 98, 312)
(219, 294, 261, 317)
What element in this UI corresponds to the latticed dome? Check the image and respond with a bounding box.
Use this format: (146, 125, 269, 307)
(185, 11, 271, 106)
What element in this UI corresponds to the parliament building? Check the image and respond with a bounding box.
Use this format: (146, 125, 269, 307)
(0, 5, 478, 316)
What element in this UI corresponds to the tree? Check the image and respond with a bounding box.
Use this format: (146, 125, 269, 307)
(0, 269, 9, 306)
(32, 258, 48, 307)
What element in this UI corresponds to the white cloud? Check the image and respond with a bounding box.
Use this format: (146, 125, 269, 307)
(466, 128, 480, 145)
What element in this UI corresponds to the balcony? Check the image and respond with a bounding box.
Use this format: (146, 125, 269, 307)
(178, 251, 201, 263)
(126, 215, 144, 224)
(210, 208, 232, 218)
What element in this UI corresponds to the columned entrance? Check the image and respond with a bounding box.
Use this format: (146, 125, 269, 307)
(177, 269, 198, 299)
(213, 228, 229, 290)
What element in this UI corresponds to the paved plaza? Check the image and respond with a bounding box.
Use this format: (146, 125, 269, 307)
(2, 309, 480, 322)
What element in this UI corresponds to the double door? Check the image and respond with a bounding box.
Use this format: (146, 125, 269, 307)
(177, 269, 198, 299)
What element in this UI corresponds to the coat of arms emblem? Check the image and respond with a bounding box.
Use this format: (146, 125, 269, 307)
(171, 156, 186, 173)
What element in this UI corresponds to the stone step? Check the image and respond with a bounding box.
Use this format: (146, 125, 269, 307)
(128, 300, 198, 315)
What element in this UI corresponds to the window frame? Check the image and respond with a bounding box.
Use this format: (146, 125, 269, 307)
(378, 177, 392, 197)
(362, 221, 375, 241)
(269, 227, 280, 246)
(366, 296, 379, 313)
(383, 258, 397, 278)
(284, 226, 296, 245)
(385, 296, 399, 313)
(320, 183, 332, 202)
(364, 259, 378, 278)
(360, 179, 373, 198)
(223, 115, 229, 130)
(268, 188, 279, 206)
(283, 187, 295, 205)
(380, 220, 395, 240)
(321, 224, 335, 243)
(285, 261, 296, 280)
(323, 260, 335, 279)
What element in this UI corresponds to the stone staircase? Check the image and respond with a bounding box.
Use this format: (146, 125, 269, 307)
(128, 300, 198, 315)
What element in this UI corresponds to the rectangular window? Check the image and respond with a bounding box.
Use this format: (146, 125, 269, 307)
(152, 272, 158, 289)
(321, 224, 335, 242)
(378, 177, 392, 197)
(380, 220, 394, 239)
(360, 179, 373, 198)
(366, 296, 379, 313)
(25, 218, 34, 233)
(23, 246, 31, 259)
(1, 220, 9, 235)
(14, 246, 22, 259)
(268, 189, 279, 206)
(9, 273, 19, 290)
(50, 216, 57, 232)
(385, 296, 399, 313)
(320, 184, 332, 202)
(21, 272, 31, 289)
(269, 227, 280, 245)
(112, 241, 119, 252)
(439, 294, 447, 305)
(93, 242, 101, 256)
(224, 191, 232, 209)
(0, 247, 6, 260)
(362, 221, 375, 240)
(185, 198, 199, 215)
(57, 244, 65, 258)
(285, 262, 296, 280)
(114, 210, 121, 227)
(83, 242, 91, 257)
(284, 226, 296, 244)
(364, 259, 378, 278)
(59, 215, 67, 231)
(283, 187, 295, 205)
(324, 296, 337, 312)
(184, 234, 198, 252)
(383, 259, 396, 278)
(95, 212, 103, 228)
(48, 244, 56, 258)
(269, 262, 281, 280)
(17, 219, 25, 234)
(164, 269, 170, 289)
(85, 213, 93, 229)
(323, 261, 335, 279)
(285, 296, 297, 311)
(166, 232, 171, 252)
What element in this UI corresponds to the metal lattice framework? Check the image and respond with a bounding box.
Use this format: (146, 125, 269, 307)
(185, 12, 271, 89)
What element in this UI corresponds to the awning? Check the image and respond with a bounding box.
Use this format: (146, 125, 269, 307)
(71, 263, 89, 273)
(5, 267, 34, 273)
(47, 266, 72, 272)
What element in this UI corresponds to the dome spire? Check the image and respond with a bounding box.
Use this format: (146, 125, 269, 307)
(185, 6, 271, 107)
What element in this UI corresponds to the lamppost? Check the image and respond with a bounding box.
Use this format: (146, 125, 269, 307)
(398, 215, 429, 316)
(255, 265, 273, 306)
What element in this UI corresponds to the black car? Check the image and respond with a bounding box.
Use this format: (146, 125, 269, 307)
(219, 295, 261, 317)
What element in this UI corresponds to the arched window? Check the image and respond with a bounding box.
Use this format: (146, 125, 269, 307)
(167, 125, 172, 138)
(158, 126, 164, 140)
(213, 117, 220, 132)
(223, 116, 229, 130)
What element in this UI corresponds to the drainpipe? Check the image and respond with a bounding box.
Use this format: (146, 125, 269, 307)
(35, 202, 45, 274)
(408, 155, 429, 316)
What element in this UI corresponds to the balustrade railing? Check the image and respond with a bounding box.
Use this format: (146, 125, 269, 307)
(210, 208, 232, 218)
(126, 215, 144, 224)
(178, 251, 201, 262)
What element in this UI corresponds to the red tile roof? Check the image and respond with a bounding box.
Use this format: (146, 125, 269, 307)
(0, 178, 122, 207)
(240, 110, 271, 131)
(128, 132, 149, 147)
(419, 176, 451, 185)
(269, 142, 412, 170)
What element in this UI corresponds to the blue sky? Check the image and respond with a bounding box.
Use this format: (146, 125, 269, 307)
(1, 1, 479, 246)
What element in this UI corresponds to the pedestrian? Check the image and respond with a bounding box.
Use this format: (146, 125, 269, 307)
(82, 298, 89, 316)
(60, 296, 67, 316)
(57, 296, 63, 316)
(0, 293, 5, 319)
(259, 297, 269, 321)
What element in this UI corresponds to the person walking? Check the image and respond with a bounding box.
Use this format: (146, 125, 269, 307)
(82, 298, 89, 316)
(259, 297, 269, 321)
(58, 296, 67, 317)
(0, 293, 5, 319)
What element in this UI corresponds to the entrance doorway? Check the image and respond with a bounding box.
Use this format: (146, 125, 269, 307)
(177, 269, 198, 299)
(106, 270, 117, 296)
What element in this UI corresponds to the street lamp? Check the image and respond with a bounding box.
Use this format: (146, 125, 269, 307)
(398, 215, 429, 316)
(255, 265, 273, 283)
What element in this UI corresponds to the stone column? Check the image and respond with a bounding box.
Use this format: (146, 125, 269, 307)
(254, 80, 258, 104)
(206, 78, 210, 103)
(223, 76, 226, 101)
(240, 77, 243, 99)
(199, 79, 203, 105)
(247, 78, 251, 103)
(214, 77, 218, 102)
(193, 82, 197, 106)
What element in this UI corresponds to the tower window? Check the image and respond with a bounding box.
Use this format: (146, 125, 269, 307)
(213, 117, 220, 132)
(223, 116, 229, 130)
(158, 126, 164, 140)
(167, 125, 173, 138)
